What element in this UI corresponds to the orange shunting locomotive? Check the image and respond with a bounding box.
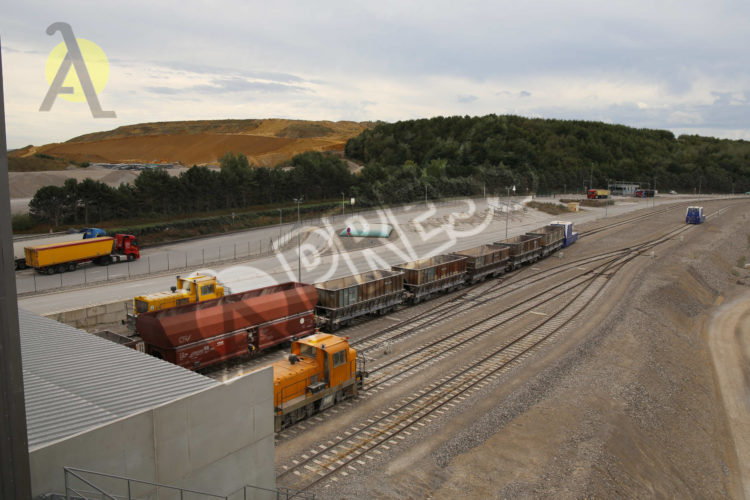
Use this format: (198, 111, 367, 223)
(273, 333, 365, 431)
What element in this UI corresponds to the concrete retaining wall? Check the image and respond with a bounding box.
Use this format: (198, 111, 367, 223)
(44, 299, 129, 330)
(30, 367, 275, 499)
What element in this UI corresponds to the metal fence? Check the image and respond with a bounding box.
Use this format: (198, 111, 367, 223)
(17, 197, 480, 295)
(62, 466, 314, 500)
(16, 233, 293, 294)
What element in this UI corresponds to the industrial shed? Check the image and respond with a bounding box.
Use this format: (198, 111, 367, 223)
(18, 309, 275, 499)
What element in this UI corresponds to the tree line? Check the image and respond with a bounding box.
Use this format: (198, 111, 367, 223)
(28, 151, 354, 227)
(346, 114, 750, 196)
(28, 114, 750, 228)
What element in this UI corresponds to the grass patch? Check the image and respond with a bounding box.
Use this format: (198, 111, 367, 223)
(8, 155, 70, 172)
(525, 201, 569, 215)
(66, 119, 263, 143)
(11, 214, 36, 231)
(559, 197, 613, 207)
(276, 123, 335, 139)
(104, 202, 342, 245)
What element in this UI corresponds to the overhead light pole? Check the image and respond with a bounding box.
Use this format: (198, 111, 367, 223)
(605, 179, 609, 217)
(277, 208, 282, 241)
(293, 197, 303, 282)
(505, 185, 515, 238)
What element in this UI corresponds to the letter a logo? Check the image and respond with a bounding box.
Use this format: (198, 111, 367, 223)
(39, 22, 116, 118)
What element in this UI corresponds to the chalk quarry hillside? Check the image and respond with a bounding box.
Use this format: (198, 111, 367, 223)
(9, 119, 372, 168)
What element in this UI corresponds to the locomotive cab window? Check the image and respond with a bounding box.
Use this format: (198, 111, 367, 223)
(201, 284, 214, 295)
(135, 300, 148, 314)
(299, 344, 316, 359)
(332, 350, 347, 368)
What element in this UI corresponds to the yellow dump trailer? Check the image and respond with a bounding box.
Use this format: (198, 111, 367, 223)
(25, 237, 115, 273)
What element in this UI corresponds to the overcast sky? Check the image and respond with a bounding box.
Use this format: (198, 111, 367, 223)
(2, 1, 750, 149)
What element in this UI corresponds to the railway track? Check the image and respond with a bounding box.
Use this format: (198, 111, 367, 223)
(205, 202, 733, 383)
(275, 215, 712, 491)
(276, 258, 622, 490)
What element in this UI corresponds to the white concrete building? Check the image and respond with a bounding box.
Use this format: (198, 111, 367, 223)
(18, 309, 276, 499)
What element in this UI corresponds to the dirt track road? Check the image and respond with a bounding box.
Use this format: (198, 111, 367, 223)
(709, 290, 750, 499)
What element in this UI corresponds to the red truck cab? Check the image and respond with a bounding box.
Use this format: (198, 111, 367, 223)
(115, 234, 140, 260)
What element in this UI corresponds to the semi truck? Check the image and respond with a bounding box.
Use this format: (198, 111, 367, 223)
(587, 189, 611, 199)
(24, 234, 140, 274)
(13, 227, 106, 269)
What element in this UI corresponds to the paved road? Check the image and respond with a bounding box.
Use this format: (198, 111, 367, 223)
(16, 195, 702, 315)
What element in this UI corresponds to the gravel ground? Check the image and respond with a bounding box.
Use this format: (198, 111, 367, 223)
(305, 200, 750, 499)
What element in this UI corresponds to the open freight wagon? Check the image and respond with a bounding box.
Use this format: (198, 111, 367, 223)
(136, 282, 317, 370)
(526, 225, 565, 256)
(392, 254, 467, 303)
(494, 234, 542, 270)
(451, 244, 510, 283)
(315, 269, 405, 331)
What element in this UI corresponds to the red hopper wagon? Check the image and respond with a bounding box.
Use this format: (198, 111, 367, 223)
(135, 282, 317, 370)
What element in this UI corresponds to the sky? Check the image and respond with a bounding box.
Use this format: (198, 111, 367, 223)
(2, 0, 750, 149)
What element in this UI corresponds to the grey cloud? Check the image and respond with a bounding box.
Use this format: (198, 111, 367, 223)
(532, 90, 750, 135)
(0, 45, 41, 54)
(519, 90, 531, 98)
(144, 86, 182, 95)
(160, 61, 305, 84)
(145, 77, 309, 96)
(457, 94, 478, 103)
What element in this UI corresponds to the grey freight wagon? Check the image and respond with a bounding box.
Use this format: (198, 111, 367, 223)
(392, 254, 467, 303)
(315, 269, 405, 330)
(494, 234, 542, 270)
(526, 225, 565, 256)
(451, 244, 510, 283)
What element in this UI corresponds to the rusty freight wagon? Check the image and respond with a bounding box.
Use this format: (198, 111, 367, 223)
(392, 254, 467, 303)
(494, 234, 542, 270)
(315, 269, 405, 331)
(135, 282, 317, 370)
(451, 244, 510, 283)
(526, 225, 565, 256)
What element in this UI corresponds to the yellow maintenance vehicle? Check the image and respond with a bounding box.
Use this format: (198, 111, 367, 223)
(126, 274, 226, 328)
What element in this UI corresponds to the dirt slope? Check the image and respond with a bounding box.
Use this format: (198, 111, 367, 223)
(10, 119, 371, 167)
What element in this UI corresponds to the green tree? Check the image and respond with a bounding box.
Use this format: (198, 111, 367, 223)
(29, 185, 67, 226)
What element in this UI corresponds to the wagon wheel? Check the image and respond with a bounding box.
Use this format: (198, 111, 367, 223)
(67, 262, 77, 272)
(44, 267, 54, 275)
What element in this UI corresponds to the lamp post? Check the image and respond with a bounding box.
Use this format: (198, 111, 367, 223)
(605, 179, 609, 217)
(293, 197, 303, 282)
(505, 185, 515, 238)
(341, 192, 345, 218)
(277, 208, 282, 241)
